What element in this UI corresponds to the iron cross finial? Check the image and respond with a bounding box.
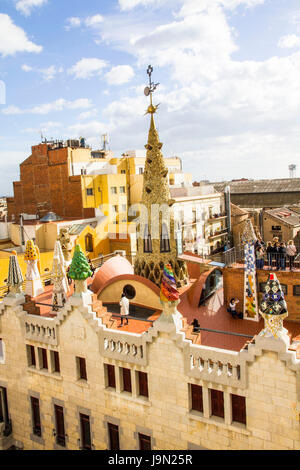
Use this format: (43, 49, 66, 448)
(144, 65, 160, 114)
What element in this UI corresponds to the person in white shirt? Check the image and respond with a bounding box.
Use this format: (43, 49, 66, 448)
(228, 298, 240, 319)
(286, 240, 297, 271)
(119, 292, 129, 326)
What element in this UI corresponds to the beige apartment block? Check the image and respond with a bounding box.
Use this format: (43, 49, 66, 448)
(0, 291, 300, 450)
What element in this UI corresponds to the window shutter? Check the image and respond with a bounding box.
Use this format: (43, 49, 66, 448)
(80, 413, 91, 450)
(138, 371, 148, 397)
(139, 433, 151, 450)
(211, 389, 224, 418)
(232, 394, 246, 424)
(122, 368, 132, 393)
(191, 384, 203, 412)
(107, 364, 116, 388)
(108, 423, 120, 450)
(54, 405, 66, 447)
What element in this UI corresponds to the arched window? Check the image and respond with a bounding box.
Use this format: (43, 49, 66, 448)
(85, 233, 94, 253)
(143, 225, 152, 253)
(160, 223, 170, 253)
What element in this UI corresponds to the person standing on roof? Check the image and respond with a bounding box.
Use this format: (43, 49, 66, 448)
(119, 292, 129, 327)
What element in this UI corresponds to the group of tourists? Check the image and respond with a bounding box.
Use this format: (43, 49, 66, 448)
(254, 236, 298, 271)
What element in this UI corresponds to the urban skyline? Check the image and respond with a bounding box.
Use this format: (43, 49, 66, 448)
(1, 0, 300, 196)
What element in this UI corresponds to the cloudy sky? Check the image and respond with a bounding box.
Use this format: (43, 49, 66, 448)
(1, 0, 300, 195)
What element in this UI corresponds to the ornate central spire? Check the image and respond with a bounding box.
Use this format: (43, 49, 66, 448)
(134, 66, 189, 288)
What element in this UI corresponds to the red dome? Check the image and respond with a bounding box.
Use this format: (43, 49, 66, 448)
(91, 255, 134, 294)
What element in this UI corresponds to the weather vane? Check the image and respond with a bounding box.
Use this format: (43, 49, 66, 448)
(144, 65, 160, 114)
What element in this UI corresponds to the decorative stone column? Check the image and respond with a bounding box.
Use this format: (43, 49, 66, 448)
(24, 240, 44, 298)
(157, 264, 182, 331)
(51, 255, 69, 312)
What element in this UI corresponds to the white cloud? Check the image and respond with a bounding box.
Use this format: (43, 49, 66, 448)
(65, 17, 81, 30)
(2, 98, 92, 115)
(68, 58, 108, 79)
(21, 64, 33, 72)
(16, 0, 48, 16)
(118, 0, 265, 12)
(0, 14, 42, 57)
(22, 63, 63, 81)
(65, 14, 104, 31)
(278, 34, 300, 49)
(85, 15, 104, 27)
(105, 65, 135, 85)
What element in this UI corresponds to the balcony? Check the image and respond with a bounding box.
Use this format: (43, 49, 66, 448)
(207, 213, 227, 223)
(208, 229, 228, 240)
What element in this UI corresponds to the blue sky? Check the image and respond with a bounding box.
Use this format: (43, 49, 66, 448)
(1, 0, 300, 196)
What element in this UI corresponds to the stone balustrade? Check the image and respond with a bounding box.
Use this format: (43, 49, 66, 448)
(187, 344, 245, 388)
(100, 331, 146, 366)
(23, 315, 58, 346)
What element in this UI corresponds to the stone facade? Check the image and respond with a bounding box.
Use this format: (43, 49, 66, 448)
(1, 293, 300, 450)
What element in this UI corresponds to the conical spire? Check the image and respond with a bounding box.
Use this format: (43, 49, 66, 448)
(134, 66, 189, 288)
(142, 113, 170, 206)
(7, 251, 24, 296)
(259, 272, 289, 339)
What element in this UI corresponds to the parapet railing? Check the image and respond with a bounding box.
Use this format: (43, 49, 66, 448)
(100, 330, 147, 366)
(187, 343, 245, 388)
(23, 315, 58, 346)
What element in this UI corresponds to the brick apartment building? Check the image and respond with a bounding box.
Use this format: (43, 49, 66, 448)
(7, 142, 96, 222)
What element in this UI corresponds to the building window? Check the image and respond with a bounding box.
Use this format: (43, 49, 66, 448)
(54, 405, 66, 447)
(293, 285, 300, 296)
(139, 168, 144, 174)
(39, 348, 48, 370)
(139, 433, 151, 450)
(111, 187, 117, 194)
(27, 345, 36, 367)
(77, 357, 87, 381)
(51, 351, 60, 373)
(112, 205, 118, 213)
(210, 389, 224, 419)
(86, 188, 93, 196)
(123, 284, 136, 300)
(190, 384, 203, 413)
(85, 233, 94, 253)
(121, 170, 126, 174)
(0, 339, 3, 362)
(0, 387, 9, 429)
(122, 368, 132, 393)
(138, 371, 148, 398)
(105, 364, 116, 389)
(108, 423, 120, 450)
(80, 413, 92, 450)
(231, 394, 246, 425)
(119, 186, 126, 194)
(121, 204, 127, 212)
(143, 225, 152, 253)
(31, 397, 42, 437)
(160, 223, 170, 253)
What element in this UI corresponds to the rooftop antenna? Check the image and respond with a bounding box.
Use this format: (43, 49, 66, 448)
(289, 164, 296, 178)
(102, 133, 109, 151)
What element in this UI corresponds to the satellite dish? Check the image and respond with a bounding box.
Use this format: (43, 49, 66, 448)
(144, 87, 150, 96)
